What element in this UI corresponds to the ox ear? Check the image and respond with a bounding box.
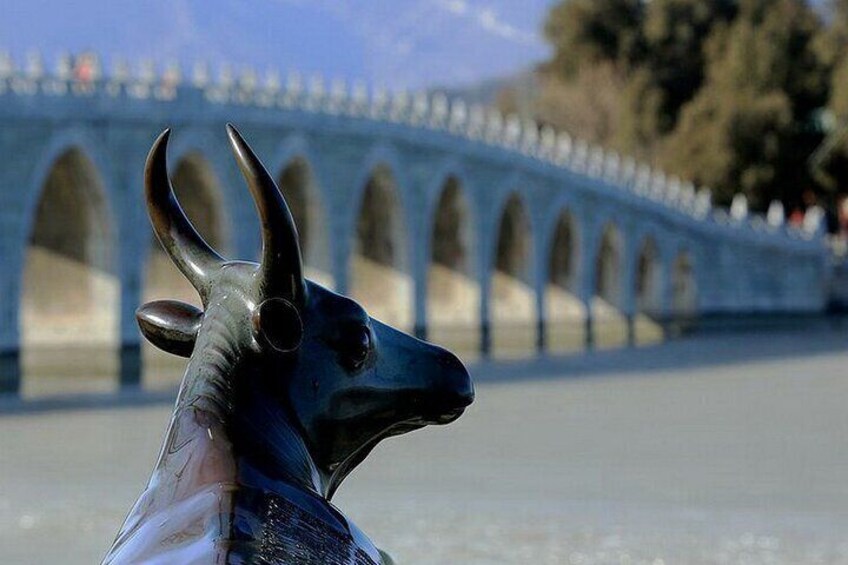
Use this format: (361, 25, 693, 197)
(136, 300, 203, 358)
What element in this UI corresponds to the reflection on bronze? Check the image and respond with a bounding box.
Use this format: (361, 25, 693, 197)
(103, 125, 474, 564)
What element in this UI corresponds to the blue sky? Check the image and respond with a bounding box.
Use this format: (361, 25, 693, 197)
(0, 0, 556, 89)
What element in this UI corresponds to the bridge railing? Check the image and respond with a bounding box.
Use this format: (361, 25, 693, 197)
(0, 50, 827, 245)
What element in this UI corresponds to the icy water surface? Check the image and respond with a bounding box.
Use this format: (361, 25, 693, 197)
(2, 329, 848, 564)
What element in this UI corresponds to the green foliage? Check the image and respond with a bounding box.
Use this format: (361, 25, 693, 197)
(536, 0, 843, 210)
(543, 0, 643, 76)
(663, 0, 826, 207)
(639, 0, 737, 133)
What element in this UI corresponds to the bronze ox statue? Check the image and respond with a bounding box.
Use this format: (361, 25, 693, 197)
(102, 125, 474, 564)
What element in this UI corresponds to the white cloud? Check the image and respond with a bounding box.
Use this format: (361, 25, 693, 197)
(443, 0, 468, 15)
(436, 0, 538, 46)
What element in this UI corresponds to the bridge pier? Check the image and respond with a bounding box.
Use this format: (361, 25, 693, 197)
(584, 315, 594, 351)
(414, 324, 428, 342)
(480, 321, 491, 358)
(0, 349, 20, 396)
(536, 318, 546, 355)
(626, 314, 636, 348)
(119, 344, 142, 389)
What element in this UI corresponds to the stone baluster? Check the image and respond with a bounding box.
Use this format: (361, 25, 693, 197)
(633, 164, 652, 195)
(679, 182, 696, 212)
(55, 52, 72, 82)
(665, 176, 682, 205)
(209, 64, 233, 103)
(282, 70, 303, 109)
(429, 92, 449, 129)
(803, 205, 825, 236)
(156, 61, 181, 101)
(619, 156, 637, 188)
(538, 125, 556, 161)
(25, 51, 43, 82)
(501, 114, 521, 149)
(520, 120, 539, 156)
(649, 171, 667, 200)
(327, 77, 347, 114)
(389, 90, 411, 122)
(449, 98, 468, 134)
(349, 79, 368, 116)
(106, 57, 130, 97)
(730, 193, 748, 221)
(570, 139, 589, 173)
(484, 108, 504, 144)
(43, 52, 71, 95)
(129, 59, 156, 99)
(256, 69, 280, 107)
(465, 103, 485, 139)
(767, 201, 785, 227)
(12, 50, 41, 95)
(192, 61, 210, 89)
(0, 51, 13, 85)
(235, 67, 257, 105)
(367, 85, 387, 119)
(587, 145, 605, 178)
(603, 151, 620, 183)
(305, 74, 325, 111)
(694, 187, 712, 218)
(410, 91, 429, 125)
(554, 132, 572, 166)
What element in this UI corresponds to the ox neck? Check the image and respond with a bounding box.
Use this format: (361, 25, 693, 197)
(154, 320, 329, 503)
(228, 362, 328, 499)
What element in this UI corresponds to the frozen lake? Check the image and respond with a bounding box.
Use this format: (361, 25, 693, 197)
(2, 327, 848, 564)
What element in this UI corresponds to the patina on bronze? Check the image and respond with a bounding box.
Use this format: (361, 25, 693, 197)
(103, 125, 474, 564)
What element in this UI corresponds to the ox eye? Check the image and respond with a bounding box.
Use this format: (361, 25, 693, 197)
(341, 324, 372, 370)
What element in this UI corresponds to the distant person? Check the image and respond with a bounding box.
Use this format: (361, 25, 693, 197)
(789, 206, 805, 227)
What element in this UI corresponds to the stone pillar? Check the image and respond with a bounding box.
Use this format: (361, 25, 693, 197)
(0, 350, 19, 395)
(659, 253, 674, 338)
(579, 221, 599, 352)
(478, 225, 493, 358)
(412, 207, 429, 341)
(332, 217, 351, 297)
(622, 233, 638, 348)
(0, 230, 22, 396)
(118, 264, 143, 388)
(118, 222, 144, 388)
(110, 134, 149, 389)
(479, 272, 492, 358)
(534, 232, 547, 356)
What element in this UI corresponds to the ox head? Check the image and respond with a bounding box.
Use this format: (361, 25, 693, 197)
(137, 125, 473, 498)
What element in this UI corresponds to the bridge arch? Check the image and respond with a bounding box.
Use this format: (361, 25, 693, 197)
(349, 155, 412, 330)
(490, 190, 536, 358)
(671, 248, 698, 320)
(544, 209, 586, 352)
(426, 173, 479, 356)
(21, 140, 118, 396)
(274, 144, 333, 288)
(635, 235, 663, 315)
(591, 221, 628, 348)
(632, 233, 666, 345)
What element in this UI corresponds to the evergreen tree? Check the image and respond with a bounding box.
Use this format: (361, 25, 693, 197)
(543, 0, 644, 77)
(663, 0, 827, 207)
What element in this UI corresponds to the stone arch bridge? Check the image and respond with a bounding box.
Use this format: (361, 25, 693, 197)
(0, 56, 829, 396)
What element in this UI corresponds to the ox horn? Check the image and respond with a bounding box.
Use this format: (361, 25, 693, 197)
(145, 129, 225, 305)
(226, 123, 305, 304)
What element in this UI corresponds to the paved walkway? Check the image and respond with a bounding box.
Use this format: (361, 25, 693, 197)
(2, 328, 848, 564)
